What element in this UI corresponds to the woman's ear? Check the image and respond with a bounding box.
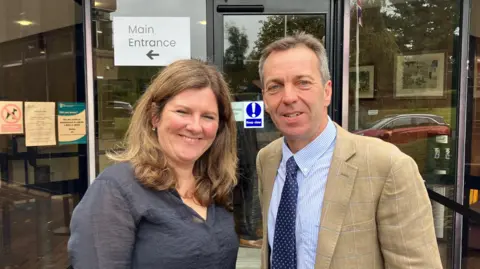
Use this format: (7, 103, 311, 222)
(151, 118, 158, 130)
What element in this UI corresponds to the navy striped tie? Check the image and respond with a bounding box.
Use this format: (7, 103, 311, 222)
(272, 156, 298, 269)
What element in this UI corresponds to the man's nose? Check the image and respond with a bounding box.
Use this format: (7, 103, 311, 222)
(282, 84, 298, 104)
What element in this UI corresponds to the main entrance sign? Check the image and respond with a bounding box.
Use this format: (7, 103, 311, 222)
(112, 17, 191, 66)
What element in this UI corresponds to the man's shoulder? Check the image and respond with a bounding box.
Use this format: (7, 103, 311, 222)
(337, 126, 411, 164)
(257, 136, 283, 160)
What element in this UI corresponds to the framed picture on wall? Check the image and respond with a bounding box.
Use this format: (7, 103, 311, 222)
(349, 65, 375, 99)
(394, 52, 445, 98)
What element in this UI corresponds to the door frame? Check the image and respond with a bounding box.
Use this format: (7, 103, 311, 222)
(206, 0, 345, 123)
(204, 0, 476, 268)
(454, 0, 472, 267)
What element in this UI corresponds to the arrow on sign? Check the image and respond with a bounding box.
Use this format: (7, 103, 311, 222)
(146, 50, 159, 60)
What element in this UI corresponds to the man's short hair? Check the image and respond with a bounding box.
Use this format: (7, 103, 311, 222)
(258, 32, 331, 85)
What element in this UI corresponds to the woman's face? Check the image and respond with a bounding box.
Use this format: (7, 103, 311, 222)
(154, 87, 220, 168)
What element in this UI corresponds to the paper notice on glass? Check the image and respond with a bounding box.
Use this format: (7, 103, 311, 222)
(25, 102, 56, 147)
(57, 102, 86, 145)
(231, 101, 244, 121)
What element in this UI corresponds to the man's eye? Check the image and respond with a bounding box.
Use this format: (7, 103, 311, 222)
(299, 80, 311, 86)
(267, 84, 281, 92)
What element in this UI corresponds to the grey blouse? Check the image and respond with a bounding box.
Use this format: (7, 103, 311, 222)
(67, 162, 239, 269)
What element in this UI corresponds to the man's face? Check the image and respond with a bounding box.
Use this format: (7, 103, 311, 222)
(262, 45, 332, 152)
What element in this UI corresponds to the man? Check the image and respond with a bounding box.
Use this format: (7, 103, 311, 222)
(255, 33, 443, 269)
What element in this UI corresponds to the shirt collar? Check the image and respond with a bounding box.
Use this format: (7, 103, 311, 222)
(281, 117, 337, 176)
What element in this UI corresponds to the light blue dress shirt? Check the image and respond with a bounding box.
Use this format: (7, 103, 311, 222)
(268, 117, 337, 269)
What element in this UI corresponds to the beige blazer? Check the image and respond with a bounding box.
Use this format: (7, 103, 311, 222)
(256, 124, 443, 269)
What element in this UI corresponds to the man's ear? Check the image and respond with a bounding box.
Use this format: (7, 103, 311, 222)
(262, 96, 270, 115)
(324, 80, 332, 107)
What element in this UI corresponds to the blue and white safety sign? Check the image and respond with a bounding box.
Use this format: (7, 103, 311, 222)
(244, 101, 264, 128)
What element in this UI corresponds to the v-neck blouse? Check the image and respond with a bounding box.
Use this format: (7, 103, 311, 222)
(68, 162, 239, 269)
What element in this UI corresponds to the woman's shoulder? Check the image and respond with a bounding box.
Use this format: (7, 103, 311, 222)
(214, 204, 234, 217)
(98, 162, 135, 180)
(94, 162, 142, 193)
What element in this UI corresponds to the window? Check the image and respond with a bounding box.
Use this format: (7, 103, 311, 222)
(388, 117, 412, 129)
(415, 117, 436, 126)
(347, 1, 461, 267)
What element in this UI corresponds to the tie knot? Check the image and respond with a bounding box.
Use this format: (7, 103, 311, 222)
(286, 156, 298, 174)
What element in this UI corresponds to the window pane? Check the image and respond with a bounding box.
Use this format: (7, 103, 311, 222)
(348, 1, 461, 268)
(0, 0, 86, 268)
(222, 14, 327, 267)
(465, 2, 480, 266)
(93, 0, 207, 172)
(391, 117, 411, 128)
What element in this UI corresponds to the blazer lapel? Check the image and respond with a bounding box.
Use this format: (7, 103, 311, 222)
(315, 125, 358, 269)
(261, 139, 282, 269)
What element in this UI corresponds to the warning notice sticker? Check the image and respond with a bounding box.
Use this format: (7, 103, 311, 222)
(0, 101, 24, 134)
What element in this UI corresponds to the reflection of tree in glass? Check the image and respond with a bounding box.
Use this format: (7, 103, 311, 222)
(223, 24, 250, 94)
(349, 0, 458, 58)
(224, 24, 249, 66)
(225, 16, 326, 96)
(348, 0, 457, 94)
(247, 15, 325, 68)
(349, 1, 400, 67)
(383, 0, 458, 53)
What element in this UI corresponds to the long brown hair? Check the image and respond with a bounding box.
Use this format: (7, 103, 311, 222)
(107, 59, 237, 209)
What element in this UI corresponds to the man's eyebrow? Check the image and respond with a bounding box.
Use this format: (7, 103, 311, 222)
(295, 75, 315, 80)
(265, 78, 283, 85)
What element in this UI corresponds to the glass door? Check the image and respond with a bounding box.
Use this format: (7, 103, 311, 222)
(91, 0, 208, 173)
(207, 1, 335, 267)
(463, 5, 480, 266)
(0, 0, 87, 268)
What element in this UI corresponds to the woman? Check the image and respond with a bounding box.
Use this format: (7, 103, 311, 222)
(67, 59, 239, 269)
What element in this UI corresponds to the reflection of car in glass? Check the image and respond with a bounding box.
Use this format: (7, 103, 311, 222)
(106, 101, 133, 117)
(354, 114, 451, 144)
(113, 100, 133, 109)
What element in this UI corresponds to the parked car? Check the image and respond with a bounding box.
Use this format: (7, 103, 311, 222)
(353, 114, 451, 144)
